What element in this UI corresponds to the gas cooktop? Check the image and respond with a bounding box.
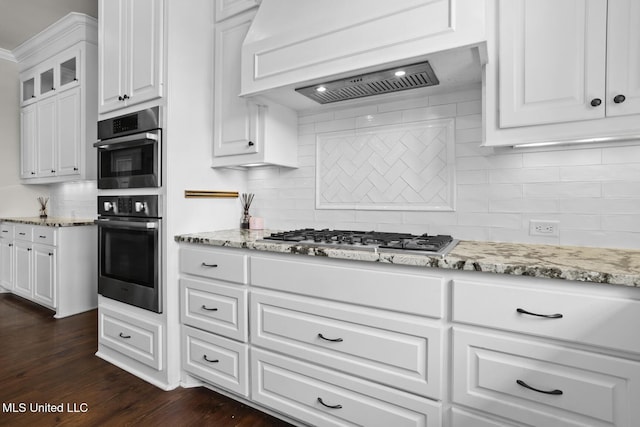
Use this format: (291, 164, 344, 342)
(262, 229, 458, 257)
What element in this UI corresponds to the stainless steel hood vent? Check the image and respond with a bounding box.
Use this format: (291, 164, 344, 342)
(295, 61, 439, 104)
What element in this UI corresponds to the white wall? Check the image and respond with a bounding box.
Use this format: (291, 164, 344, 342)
(247, 85, 640, 250)
(0, 58, 49, 217)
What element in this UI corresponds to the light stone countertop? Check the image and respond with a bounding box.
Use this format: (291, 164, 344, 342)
(175, 229, 640, 288)
(1, 217, 96, 227)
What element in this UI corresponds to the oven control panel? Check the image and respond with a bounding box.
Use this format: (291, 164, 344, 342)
(98, 195, 160, 218)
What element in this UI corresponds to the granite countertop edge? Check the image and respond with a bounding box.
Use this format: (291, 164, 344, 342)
(175, 229, 640, 288)
(1, 217, 96, 227)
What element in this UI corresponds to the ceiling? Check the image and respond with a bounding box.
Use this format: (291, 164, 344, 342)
(0, 0, 98, 51)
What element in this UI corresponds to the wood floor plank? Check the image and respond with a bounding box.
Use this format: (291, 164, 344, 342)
(0, 294, 294, 427)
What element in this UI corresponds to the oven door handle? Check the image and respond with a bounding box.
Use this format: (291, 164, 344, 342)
(97, 218, 159, 230)
(93, 131, 159, 148)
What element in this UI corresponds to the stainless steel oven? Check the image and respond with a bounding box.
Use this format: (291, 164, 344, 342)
(95, 107, 161, 189)
(97, 195, 162, 313)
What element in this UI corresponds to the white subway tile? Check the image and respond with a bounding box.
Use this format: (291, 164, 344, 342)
(489, 184, 523, 199)
(523, 148, 601, 167)
(489, 168, 560, 183)
(560, 164, 640, 182)
(457, 154, 523, 171)
(602, 215, 640, 232)
(456, 142, 494, 158)
(314, 210, 357, 223)
(455, 114, 482, 130)
(489, 198, 558, 213)
(458, 212, 522, 229)
(299, 123, 315, 135)
(316, 117, 356, 133)
(355, 210, 404, 224)
(402, 104, 457, 122)
(557, 198, 603, 214)
(602, 144, 640, 164)
(560, 230, 640, 249)
(377, 95, 431, 113)
(602, 182, 640, 197)
(429, 87, 481, 106)
(402, 211, 458, 226)
(490, 228, 559, 245)
(355, 111, 403, 128)
(334, 105, 378, 119)
(455, 128, 482, 143)
(523, 182, 601, 198)
(298, 111, 334, 124)
(456, 100, 482, 116)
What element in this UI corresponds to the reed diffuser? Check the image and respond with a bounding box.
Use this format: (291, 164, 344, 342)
(240, 193, 254, 229)
(38, 196, 49, 219)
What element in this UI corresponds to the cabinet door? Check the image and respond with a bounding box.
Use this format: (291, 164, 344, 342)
(498, 0, 607, 128)
(0, 239, 14, 290)
(13, 241, 32, 298)
(36, 96, 57, 177)
(99, 0, 126, 113)
(606, 0, 640, 117)
(39, 65, 56, 99)
(20, 105, 37, 178)
(20, 73, 37, 106)
(213, 10, 260, 157)
(126, 0, 163, 106)
(33, 244, 56, 309)
(56, 87, 81, 176)
(57, 51, 80, 92)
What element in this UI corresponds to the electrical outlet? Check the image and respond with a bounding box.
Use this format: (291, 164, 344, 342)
(529, 220, 559, 237)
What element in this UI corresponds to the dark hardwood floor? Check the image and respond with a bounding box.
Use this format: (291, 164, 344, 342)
(0, 294, 294, 427)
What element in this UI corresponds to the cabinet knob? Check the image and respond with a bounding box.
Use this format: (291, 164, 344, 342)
(31, 95, 36, 98)
(248, 141, 254, 147)
(30, 171, 35, 175)
(590, 98, 602, 107)
(73, 167, 78, 171)
(123, 94, 130, 100)
(51, 170, 55, 173)
(614, 94, 626, 104)
(118, 95, 123, 101)
(52, 87, 55, 91)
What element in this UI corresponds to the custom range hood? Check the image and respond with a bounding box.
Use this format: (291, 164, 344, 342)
(240, 0, 488, 110)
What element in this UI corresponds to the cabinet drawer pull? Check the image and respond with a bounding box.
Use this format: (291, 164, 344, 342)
(614, 94, 626, 104)
(590, 98, 602, 107)
(201, 262, 218, 268)
(516, 379, 563, 395)
(248, 141, 254, 147)
(317, 397, 342, 409)
(39, 235, 46, 239)
(516, 308, 563, 319)
(19, 232, 26, 236)
(201, 305, 218, 311)
(203, 355, 219, 363)
(318, 333, 343, 343)
(118, 332, 131, 339)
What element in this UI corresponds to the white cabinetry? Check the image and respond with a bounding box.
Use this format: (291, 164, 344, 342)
(215, 0, 259, 22)
(0, 222, 96, 318)
(99, 0, 164, 113)
(178, 246, 249, 396)
(212, 5, 298, 168)
(451, 275, 640, 426)
(0, 224, 14, 291)
(485, 0, 640, 146)
(15, 14, 97, 183)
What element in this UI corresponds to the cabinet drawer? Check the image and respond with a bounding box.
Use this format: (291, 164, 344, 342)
(180, 246, 247, 284)
(182, 326, 249, 397)
(252, 348, 441, 427)
(251, 255, 444, 317)
(180, 278, 248, 342)
(452, 279, 640, 354)
(99, 306, 162, 370)
(251, 290, 442, 398)
(32, 226, 56, 246)
(14, 225, 32, 241)
(0, 223, 14, 238)
(450, 408, 519, 427)
(453, 328, 640, 427)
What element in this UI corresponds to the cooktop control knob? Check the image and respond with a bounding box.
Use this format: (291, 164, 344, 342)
(103, 201, 114, 212)
(134, 201, 146, 213)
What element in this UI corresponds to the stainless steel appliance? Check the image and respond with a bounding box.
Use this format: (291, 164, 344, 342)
(263, 229, 458, 257)
(94, 107, 161, 189)
(97, 195, 162, 313)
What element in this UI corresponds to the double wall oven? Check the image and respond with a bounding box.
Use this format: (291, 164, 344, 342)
(95, 107, 163, 313)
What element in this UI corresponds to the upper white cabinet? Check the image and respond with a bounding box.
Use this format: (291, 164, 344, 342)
(212, 5, 298, 168)
(215, 0, 260, 22)
(99, 0, 164, 113)
(15, 13, 97, 183)
(485, 0, 640, 146)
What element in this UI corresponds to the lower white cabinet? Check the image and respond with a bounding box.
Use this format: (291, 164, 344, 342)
(453, 327, 640, 427)
(182, 325, 249, 397)
(252, 348, 442, 427)
(99, 304, 162, 370)
(0, 222, 97, 318)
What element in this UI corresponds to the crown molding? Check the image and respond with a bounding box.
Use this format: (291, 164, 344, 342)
(0, 48, 16, 62)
